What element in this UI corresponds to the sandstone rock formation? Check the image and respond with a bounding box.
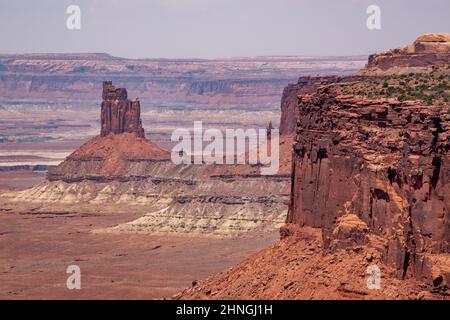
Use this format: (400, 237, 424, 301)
(280, 76, 341, 135)
(0, 82, 290, 236)
(288, 86, 448, 286)
(285, 36, 449, 287)
(100, 81, 145, 137)
(48, 132, 170, 178)
(363, 33, 450, 74)
(177, 34, 450, 299)
(414, 33, 450, 53)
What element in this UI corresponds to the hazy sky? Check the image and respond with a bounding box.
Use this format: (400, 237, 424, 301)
(0, 0, 449, 59)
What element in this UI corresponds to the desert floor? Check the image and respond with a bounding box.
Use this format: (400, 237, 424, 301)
(0, 172, 278, 299)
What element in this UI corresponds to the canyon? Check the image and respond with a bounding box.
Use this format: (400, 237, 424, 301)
(0, 54, 365, 172)
(0, 33, 448, 300)
(0, 81, 291, 237)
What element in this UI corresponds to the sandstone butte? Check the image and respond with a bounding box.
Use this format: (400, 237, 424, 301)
(177, 33, 450, 299)
(52, 81, 170, 177)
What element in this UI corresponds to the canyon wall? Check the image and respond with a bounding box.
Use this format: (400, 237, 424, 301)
(287, 84, 449, 285)
(279, 75, 365, 135)
(280, 76, 340, 135)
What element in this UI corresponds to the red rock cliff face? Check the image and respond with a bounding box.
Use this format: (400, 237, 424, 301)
(287, 86, 449, 284)
(100, 81, 145, 137)
(279, 76, 361, 135)
(279, 84, 302, 135)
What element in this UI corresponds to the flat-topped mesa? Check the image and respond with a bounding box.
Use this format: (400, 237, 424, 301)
(362, 33, 450, 74)
(413, 33, 450, 53)
(100, 81, 145, 137)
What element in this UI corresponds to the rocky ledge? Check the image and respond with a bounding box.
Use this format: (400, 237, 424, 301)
(279, 75, 364, 135)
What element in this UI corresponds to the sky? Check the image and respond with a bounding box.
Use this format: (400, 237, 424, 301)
(0, 0, 449, 59)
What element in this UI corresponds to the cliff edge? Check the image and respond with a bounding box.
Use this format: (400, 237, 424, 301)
(177, 33, 450, 299)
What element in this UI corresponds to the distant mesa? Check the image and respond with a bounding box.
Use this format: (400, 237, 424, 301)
(413, 33, 450, 53)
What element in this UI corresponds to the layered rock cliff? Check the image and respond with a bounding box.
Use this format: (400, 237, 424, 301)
(287, 81, 449, 285)
(280, 33, 450, 137)
(0, 54, 365, 104)
(178, 34, 450, 299)
(280, 76, 342, 135)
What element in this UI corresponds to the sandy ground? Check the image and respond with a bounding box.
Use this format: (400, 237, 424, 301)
(0, 159, 284, 300)
(0, 205, 278, 299)
(178, 226, 449, 300)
